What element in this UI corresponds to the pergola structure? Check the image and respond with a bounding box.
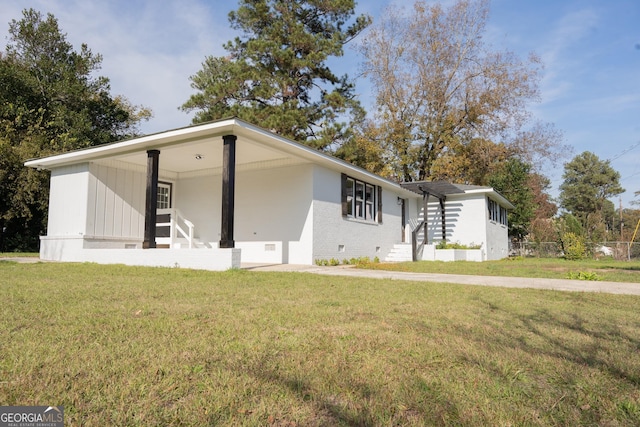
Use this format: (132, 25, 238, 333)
(401, 181, 465, 244)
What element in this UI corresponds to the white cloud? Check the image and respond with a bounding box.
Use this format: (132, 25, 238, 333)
(537, 7, 599, 104)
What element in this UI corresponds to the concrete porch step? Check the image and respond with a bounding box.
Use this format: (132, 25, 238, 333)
(384, 243, 413, 262)
(156, 237, 210, 249)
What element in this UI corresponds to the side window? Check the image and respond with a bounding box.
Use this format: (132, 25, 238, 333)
(488, 198, 507, 225)
(365, 184, 374, 220)
(500, 206, 508, 226)
(346, 178, 354, 217)
(488, 198, 496, 222)
(341, 174, 382, 223)
(355, 181, 364, 218)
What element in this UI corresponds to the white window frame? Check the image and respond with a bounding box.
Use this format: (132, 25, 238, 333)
(157, 181, 173, 209)
(488, 197, 507, 226)
(343, 175, 380, 223)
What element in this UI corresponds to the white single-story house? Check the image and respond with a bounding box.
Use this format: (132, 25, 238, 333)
(25, 117, 514, 270)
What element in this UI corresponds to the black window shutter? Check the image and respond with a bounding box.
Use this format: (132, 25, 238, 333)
(377, 186, 383, 223)
(341, 173, 348, 217)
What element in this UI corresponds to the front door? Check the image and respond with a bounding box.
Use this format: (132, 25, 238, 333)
(401, 198, 406, 243)
(156, 181, 172, 238)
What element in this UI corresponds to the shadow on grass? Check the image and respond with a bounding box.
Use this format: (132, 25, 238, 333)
(245, 355, 378, 426)
(231, 350, 456, 426)
(435, 296, 640, 426)
(603, 265, 640, 272)
(475, 297, 640, 386)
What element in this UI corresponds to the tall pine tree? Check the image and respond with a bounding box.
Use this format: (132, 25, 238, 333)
(181, 0, 370, 150)
(559, 151, 624, 239)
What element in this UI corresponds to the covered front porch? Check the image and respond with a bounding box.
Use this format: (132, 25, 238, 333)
(28, 119, 321, 270)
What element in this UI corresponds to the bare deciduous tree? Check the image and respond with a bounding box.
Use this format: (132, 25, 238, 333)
(357, 0, 565, 181)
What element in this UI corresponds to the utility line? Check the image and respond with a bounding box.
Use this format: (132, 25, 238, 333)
(622, 172, 640, 181)
(608, 140, 640, 162)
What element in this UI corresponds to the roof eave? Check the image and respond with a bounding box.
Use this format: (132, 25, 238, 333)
(23, 117, 415, 195)
(24, 118, 239, 170)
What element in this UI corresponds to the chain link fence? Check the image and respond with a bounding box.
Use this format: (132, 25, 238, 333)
(510, 242, 640, 261)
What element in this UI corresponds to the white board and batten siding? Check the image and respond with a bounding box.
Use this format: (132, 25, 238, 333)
(47, 163, 91, 236)
(42, 162, 240, 269)
(45, 162, 146, 249)
(86, 162, 146, 245)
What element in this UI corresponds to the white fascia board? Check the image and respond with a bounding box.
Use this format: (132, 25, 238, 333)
(24, 119, 238, 170)
(458, 188, 515, 210)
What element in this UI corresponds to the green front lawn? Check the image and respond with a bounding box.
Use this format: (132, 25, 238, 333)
(1, 262, 639, 426)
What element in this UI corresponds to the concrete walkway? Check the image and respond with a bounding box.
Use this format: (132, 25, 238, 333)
(243, 263, 640, 296)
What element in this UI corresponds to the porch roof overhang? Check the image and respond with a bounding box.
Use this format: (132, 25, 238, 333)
(24, 117, 417, 197)
(401, 181, 515, 210)
(401, 181, 465, 200)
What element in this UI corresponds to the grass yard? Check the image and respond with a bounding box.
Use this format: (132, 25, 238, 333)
(1, 261, 640, 426)
(0, 252, 39, 257)
(363, 257, 640, 283)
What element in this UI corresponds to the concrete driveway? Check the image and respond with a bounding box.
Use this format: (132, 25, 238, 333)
(243, 264, 640, 296)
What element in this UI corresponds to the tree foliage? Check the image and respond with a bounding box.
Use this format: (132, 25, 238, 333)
(487, 158, 535, 241)
(617, 207, 640, 242)
(181, 0, 370, 150)
(0, 9, 151, 251)
(430, 138, 509, 185)
(528, 172, 557, 220)
(559, 151, 624, 236)
(356, 0, 566, 182)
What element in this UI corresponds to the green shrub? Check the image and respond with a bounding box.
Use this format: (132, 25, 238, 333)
(436, 240, 481, 250)
(316, 256, 379, 267)
(560, 232, 587, 260)
(436, 240, 448, 249)
(566, 271, 601, 281)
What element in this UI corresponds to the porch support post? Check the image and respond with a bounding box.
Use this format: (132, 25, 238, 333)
(219, 134, 237, 249)
(143, 149, 160, 249)
(423, 192, 430, 245)
(440, 197, 446, 241)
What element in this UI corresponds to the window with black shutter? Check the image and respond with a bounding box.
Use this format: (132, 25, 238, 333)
(341, 174, 381, 223)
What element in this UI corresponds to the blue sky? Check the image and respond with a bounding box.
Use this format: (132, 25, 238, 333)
(1, 0, 639, 207)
